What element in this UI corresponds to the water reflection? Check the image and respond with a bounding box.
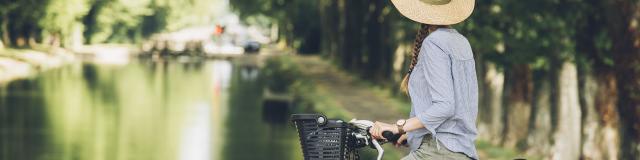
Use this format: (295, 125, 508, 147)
(0, 59, 302, 160)
(262, 100, 291, 125)
(222, 61, 301, 160)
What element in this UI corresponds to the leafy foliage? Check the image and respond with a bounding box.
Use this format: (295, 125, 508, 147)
(1, 0, 226, 46)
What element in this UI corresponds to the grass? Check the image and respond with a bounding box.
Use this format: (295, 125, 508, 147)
(475, 140, 538, 160)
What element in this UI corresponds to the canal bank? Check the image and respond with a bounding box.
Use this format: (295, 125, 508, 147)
(0, 46, 76, 85)
(0, 44, 144, 86)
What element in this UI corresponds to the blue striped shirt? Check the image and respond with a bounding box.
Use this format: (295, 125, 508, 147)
(407, 28, 479, 159)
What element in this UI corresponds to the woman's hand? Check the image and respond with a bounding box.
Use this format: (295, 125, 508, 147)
(395, 134, 408, 148)
(369, 121, 398, 140)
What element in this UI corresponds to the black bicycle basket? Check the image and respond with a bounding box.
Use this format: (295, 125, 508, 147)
(291, 114, 356, 160)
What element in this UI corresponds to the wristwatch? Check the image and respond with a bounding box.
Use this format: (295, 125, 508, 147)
(396, 119, 406, 134)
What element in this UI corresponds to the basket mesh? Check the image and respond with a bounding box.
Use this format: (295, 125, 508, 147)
(292, 114, 348, 160)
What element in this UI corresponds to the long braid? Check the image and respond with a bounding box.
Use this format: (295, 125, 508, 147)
(401, 24, 434, 94)
(409, 24, 431, 74)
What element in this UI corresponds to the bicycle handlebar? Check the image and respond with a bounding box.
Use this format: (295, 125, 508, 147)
(382, 131, 407, 145)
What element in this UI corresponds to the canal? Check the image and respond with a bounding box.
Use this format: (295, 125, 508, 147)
(0, 58, 302, 160)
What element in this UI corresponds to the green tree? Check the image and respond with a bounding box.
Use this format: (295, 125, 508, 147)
(2, 0, 47, 47)
(40, 0, 90, 47)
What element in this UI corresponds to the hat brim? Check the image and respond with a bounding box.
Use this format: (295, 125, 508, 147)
(390, 0, 475, 25)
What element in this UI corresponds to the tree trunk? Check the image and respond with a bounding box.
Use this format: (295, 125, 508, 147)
(342, 0, 365, 72)
(579, 69, 620, 160)
(1, 14, 9, 47)
(525, 70, 553, 157)
(551, 61, 582, 160)
(476, 47, 488, 140)
(380, 18, 393, 82)
(605, 0, 640, 158)
(15, 35, 25, 48)
(318, 0, 339, 60)
(27, 30, 37, 47)
(18, 22, 34, 48)
(501, 64, 533, 149)
(337, 0, 350, 70)
(365, 0, 383, 80)
(342, 0, 354, 70)
(575, 6, 620, 157)
(70, 22, 83, 50)
(477, 62, 504, 144)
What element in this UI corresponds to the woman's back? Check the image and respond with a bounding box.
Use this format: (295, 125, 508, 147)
(407, 28, 479, 159)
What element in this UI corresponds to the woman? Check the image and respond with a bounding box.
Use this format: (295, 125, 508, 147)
(369, 0, 478, 159)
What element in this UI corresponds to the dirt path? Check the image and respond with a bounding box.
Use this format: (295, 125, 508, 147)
(292, 55, 405, 123)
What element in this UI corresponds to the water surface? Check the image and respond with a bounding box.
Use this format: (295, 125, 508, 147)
(0, 59, 301, 160)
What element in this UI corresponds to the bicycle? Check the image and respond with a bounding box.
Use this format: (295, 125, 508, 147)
(291, 114, 405, 160)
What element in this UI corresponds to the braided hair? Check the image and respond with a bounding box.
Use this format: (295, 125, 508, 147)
(400, 24, 440, 94)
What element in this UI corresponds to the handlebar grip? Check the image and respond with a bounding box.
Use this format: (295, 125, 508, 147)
(382, 131, 406, 145)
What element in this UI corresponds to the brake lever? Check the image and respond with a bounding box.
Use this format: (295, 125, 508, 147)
(349, 119, 385, 160)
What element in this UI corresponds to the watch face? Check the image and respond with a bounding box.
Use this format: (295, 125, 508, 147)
(396, 119, 406, 126)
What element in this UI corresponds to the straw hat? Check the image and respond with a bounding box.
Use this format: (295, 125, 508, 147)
(390, 0, 475, 25)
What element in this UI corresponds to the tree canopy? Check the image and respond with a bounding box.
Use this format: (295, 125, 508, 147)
(0, 0, 227, 47)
